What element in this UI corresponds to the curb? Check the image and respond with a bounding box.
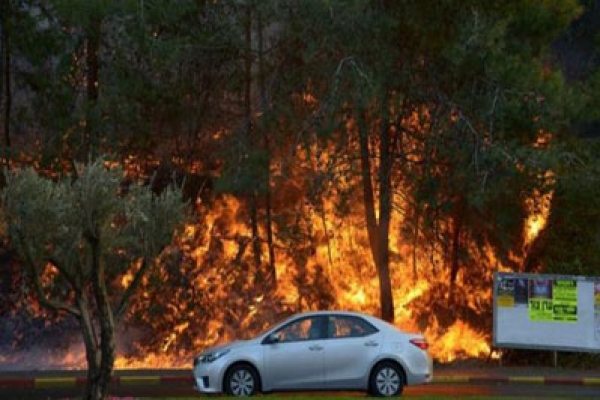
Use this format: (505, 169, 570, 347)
(0, 375, 194, 388)
(1, 374, 600, 388)
(434, 375, 600, 386)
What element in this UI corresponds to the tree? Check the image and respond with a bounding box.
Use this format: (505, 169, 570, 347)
(528, 142, 600, 275)
(0, 0, 9, 159)
(270, 0, 582, 323)
(50, 0, 132, 159)
(2, 158, 189, 400)
(212, 0, 282, 291)
(256, 0, 399, 321)
(0, 0, 121, 165)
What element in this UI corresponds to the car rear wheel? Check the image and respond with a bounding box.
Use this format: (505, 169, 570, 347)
(224, 364, 259, 397)
(369, 361, 405, 397)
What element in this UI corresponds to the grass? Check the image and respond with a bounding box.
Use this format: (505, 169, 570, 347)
(138, 397, 595, 400)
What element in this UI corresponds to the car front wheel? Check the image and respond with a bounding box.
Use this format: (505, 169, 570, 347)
(224, 364, 259, 397)
(369, 361, 405, 397)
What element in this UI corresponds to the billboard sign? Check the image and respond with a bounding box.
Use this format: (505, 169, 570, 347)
(493, 272, 600, 352)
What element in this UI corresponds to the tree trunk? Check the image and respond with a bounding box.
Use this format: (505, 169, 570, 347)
(264, 183, 276, 288)
(96, 323, 115, 400)
(244, 2, 262, 270)
(87, 235, 116, 400)
(448, 195, 466, 301)
(357, 106, 379, 257)
(356, 58, 396, 321)
(257, 5, 276, 289)
(84, 350, 112, 400)
(1, 0, 11, 168)
(412, 207, 421, 279)
(77, 294, 103, 400)
(357, 96, 395, 322)
(0, 0, 3, 103)
(377, 88, 394, 322)
(84, 348, 103, 400)
(85, 20, 101, 159)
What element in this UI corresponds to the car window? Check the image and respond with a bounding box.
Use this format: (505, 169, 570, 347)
(328, 315, 378, 338)
(274, 316, 327, 342)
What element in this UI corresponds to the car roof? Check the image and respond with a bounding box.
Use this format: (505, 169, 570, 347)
(283, 310, 388, 327)
(256, 310, 408, 339)
(294, 310, 372, 318)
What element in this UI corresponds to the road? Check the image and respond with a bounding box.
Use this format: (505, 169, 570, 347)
(1, 381, 599, 398)
(1, 368, 599, 399)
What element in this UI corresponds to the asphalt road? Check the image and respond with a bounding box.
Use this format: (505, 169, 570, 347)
(1, 381, 600, 399)
(1, 383, 600, 398)
(1, 368, 600, 399)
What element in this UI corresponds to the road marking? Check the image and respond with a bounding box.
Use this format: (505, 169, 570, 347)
(119, 376, 161, 385)
(35, 377, 77, 388)
(582, 377, 600, 386)
(508, 376, 544, 384)
(434, 376, 469, 383)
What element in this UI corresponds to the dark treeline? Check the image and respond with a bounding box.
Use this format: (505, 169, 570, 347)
(2, 0, 600, 384)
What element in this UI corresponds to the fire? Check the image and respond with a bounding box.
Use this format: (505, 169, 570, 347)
(114, 352, 188, 370)
(524, 184, 552, 248)
(113, 189, 500, 368)
(524, 136, 553, 247)
(427, 320, 490, 363)
(2, 145, 550, 370)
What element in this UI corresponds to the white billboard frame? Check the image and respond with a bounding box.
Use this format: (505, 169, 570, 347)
(493, 272, 600, 353)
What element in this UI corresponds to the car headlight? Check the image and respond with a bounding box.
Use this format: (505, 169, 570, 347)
(198, 349, 231, 364)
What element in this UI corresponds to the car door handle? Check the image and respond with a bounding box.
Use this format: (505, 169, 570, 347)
(364, 340, 379, 347)
(309, 345, 323, 351)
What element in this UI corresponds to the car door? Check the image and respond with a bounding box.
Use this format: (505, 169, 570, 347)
(262, 315, 327, 390)
(322, 315, 382, 389)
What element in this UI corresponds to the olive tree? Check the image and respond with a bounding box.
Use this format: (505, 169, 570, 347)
(1, 158, 189, 400)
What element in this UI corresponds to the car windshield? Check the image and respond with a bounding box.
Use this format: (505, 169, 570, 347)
(248, 314, 297, 340)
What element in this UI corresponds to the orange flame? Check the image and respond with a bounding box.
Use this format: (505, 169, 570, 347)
(3, 136, 551, 369)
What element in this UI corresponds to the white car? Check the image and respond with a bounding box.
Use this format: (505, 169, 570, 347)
(192, 310, 433, 397)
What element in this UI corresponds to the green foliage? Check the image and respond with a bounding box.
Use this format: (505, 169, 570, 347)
(536, 140, 600, 276)
(215, 148, 270, 195)
(5, 0, 244, 161)
(260, 1, 587, 285)
(2, 157, 189, 289)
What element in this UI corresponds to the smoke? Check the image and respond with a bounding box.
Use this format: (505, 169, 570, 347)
(0, 317, 167, 371)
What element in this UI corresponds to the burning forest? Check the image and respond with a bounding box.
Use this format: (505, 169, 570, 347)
(0, 141, 551, 371)
(0, 0, 598, 381)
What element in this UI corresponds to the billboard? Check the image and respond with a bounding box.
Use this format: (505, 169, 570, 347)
(493, 272, 600, 352)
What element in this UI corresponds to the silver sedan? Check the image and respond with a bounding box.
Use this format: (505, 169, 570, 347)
(192, 310, 433, 396)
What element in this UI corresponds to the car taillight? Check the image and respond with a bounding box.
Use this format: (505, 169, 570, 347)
(409, 338, 428, 350)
